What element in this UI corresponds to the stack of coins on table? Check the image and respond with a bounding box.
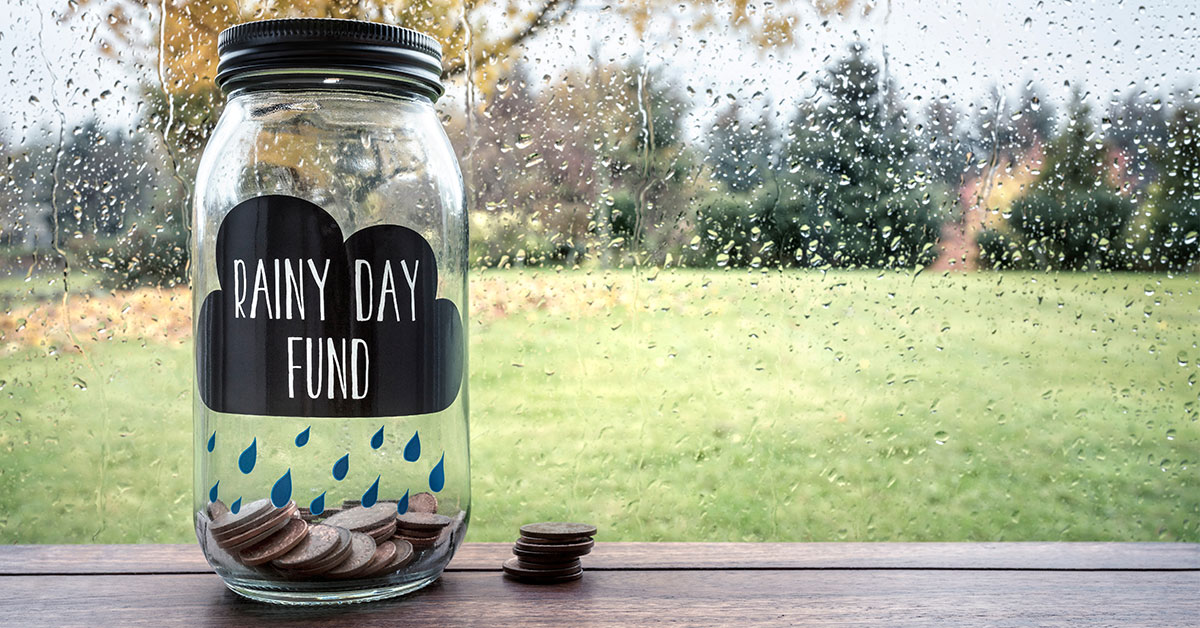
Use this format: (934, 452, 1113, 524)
(502, 522, 597, 584)
(201, 495, 461, 580)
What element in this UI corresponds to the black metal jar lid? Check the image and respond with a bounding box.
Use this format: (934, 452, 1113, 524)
(216, 18, 444, 100)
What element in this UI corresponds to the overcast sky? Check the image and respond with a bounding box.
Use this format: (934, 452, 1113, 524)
(3, 0, 1197, 143)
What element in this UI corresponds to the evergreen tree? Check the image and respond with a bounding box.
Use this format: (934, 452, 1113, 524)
(1146, 104, 1200, 270)
(986, 92, 1135, 270)
(771, 44, 947, 268)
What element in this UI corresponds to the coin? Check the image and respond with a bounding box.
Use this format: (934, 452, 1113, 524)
(394, 532, 437, 549)
(218, 503, 297, 551)
(210, 498, 274, 536)
(286, 532, 355, 577)
(272, 524, 346, 569)
(207, 500, 230, 523)
(394, 512, 452, 531)
(323, 503, 397, 532)
(502, 557, 584, 581)
(238, 518, 309, 566)
(408, 492, 438, 514)
(363, 519, 397, 543)
(514, 557, 583, 574)
(519, 522, 597, 540)
(393, 524, 440, 539)
(511, 548, 585, 564)
(383, 539, 415, 573)
(354, 538, 398, 579)
(517, 534, 594, 545)
(327, 532, 378, 579)
(514, 538, 595, 555)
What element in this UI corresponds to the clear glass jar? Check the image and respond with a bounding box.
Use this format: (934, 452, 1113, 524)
(190, 19, 468, 605)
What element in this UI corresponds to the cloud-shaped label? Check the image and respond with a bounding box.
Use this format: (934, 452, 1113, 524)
(197, 195, 463, 417)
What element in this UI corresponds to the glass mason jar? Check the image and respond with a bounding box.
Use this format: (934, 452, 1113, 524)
(190, 19, 468, 605)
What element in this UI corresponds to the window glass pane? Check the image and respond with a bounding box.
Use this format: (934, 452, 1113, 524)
(1, 1, 1195, 543)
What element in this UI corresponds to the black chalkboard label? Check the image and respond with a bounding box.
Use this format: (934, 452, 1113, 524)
(196, 195, 464, 417)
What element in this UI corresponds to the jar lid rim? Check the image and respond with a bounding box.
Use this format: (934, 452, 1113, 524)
(217, 18, 444, 100)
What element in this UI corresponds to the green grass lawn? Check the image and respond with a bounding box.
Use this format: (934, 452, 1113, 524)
(1, 269, 1197, 543)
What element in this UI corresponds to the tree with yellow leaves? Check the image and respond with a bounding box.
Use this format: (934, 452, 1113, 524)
(71, 0, 861, 141)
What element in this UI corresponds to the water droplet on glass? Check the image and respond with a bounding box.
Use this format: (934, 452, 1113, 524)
(397, 489, 410, 515)
(310, 491, 326, 516)
(209, 481, 219, 503)
(271, 469, 292, 507)
(429, 453, 445, 493)
(362, 475, 380, 507)
(231, 497, 242, 515)
(370, 425, 384, 450)
(332, 453, 349, 481)
(934, 431, 949, 445)
(238, 438, 257, 474)
(207, 431, 216, 452)
(295, 426, 310, 447)
(404, 431, 421, 462)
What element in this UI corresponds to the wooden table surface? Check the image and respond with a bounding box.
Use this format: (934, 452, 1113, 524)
(2, 543, 1197, 626)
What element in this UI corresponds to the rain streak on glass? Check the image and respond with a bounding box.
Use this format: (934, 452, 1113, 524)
(0, 0, 1195, 546)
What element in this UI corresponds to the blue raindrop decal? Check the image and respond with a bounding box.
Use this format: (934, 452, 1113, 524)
(271, 469, 292, 508)
(238, 438, 257, 474)
(370, 425, 384, 450)
(362, 475, 380, 508)
(397, 489, 409, 515)
(206, 432, 216, 453)
(310, 491, 326, 516)
(404, 431, 421, 462)
(295, 426, 310, 447)
(231, 497, 242, 514)
(429, 453, 445, 493)
(332, 453, 349, 481)
(208, 481, 219, 503)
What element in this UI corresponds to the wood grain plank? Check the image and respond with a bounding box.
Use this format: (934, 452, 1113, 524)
(3, 570, 1197, 627)
(2, 542, 1198, 575)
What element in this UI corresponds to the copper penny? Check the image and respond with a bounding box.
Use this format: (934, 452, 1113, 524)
(323, 503, 397, 532)
(364, 520, 397, 543)
(217, 504, 297, 551)
(285, 531, 354, 576)
(238, 518, 309, 566)
(272, 524, 346, 569)
(514, 557, 582, 573)
(393, 524, 440, 539)
(408, 492, 438, 514)
(517, 534, 593, 546)
(519, 522, 597, 541)
(394, 533, 437, 549)
(511, 548, 583, 564)
(503, 557, 584, 579)
(514, 538, 594, 555)
(211, 498, 275, 537)
(381, 540, 415, 574)
(394, 512, 452, 531)
(207, 500, 230, 523)
(354, 538, 398, 578)
(327, 532, 378, 579)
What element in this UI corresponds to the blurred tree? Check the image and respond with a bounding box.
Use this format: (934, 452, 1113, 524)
(70, 0, 858, 150)
(705, 102, 773, 194)
(768, 44, 947, 268)
(1143, 104, 1200, 271)
(460, 58, 700, 268)
(982, 92, 1136, 270)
